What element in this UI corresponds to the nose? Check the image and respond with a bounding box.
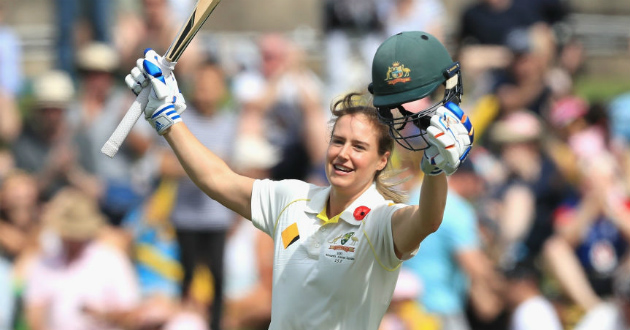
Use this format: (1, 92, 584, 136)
(337, 143, 351, 160)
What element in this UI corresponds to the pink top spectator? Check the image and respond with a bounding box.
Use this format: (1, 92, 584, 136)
(25, 241, 140, 330)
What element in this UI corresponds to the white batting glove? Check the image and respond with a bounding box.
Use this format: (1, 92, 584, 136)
(420, 102, 474, 176)
(125, 49, 186, 135)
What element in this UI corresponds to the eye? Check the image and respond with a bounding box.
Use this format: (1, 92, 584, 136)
(331, 137, 344, 145)
(354, 144, 367, 151)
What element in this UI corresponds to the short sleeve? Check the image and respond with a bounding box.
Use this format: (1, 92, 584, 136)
(250, 179, 306, 238)
(363, 203, 408, 270)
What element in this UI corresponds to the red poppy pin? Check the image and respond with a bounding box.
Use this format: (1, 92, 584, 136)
(353, 206, 371, 221)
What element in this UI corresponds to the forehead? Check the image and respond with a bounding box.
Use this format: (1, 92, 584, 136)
(333, 114, 379, 143)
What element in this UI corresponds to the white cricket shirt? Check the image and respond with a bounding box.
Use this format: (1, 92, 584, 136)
(250, 179, 409, 330)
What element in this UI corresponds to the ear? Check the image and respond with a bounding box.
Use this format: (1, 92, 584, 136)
(377, 151, 390, 171)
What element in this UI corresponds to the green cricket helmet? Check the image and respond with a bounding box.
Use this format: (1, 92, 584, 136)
(368, 31, 463, 151)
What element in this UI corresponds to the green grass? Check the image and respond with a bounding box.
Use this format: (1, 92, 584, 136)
(574, 76, 630, 103)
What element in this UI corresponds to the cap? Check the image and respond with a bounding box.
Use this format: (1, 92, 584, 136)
(33, 70, 74, 108)
(371, 31, 454, 107)
(490, 111, 542, 144)
(43, 188, 106, 241)
(550, 96, 588, 128)
(76, 42, 120, 73)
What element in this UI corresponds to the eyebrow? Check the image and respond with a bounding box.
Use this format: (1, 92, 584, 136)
(331, 134, 371, 148)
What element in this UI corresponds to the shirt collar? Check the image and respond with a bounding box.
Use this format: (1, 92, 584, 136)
(305, 183, 385, 226)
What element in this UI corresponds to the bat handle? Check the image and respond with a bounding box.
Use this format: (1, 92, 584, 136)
(100, 88, 150, 158)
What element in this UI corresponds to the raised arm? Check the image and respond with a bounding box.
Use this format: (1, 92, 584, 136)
(126, 49, 254, 219)
(391, 104, 474, 258)
(164, 123, 254, 218)
(391, 174, 447, 258)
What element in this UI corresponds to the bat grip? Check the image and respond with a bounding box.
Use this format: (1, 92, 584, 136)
(100, 88, 150, 158)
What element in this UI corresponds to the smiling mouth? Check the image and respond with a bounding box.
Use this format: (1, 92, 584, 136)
(333, 164, 353, 173)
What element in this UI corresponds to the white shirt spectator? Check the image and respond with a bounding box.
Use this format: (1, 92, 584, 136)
(385, 0, 446, 39)
(510, 295, 563, 330)
(0, 258, 14, 330)
(574, 302, 628, 330)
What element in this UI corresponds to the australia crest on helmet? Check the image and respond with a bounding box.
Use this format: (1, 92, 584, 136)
(385, 61, 411, 85)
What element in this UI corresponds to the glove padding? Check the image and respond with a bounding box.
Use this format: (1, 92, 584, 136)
(421, 102, 474, 176)
(125, 49, 186, 135)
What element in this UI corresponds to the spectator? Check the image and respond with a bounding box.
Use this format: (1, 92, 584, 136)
(502, 259, 563, 330)
(232, 33, 328, 184)
(54, 0, 112, 77)
(0, 2, 23, 97)
(1, 171, 41, 330)
(608, 92, 630, 190)
(457, 3, 558, 103)
(11, 70, 100, 201)
(0, 256, 14, 330)
(0, 148, 14, 182)
(379, 268, 441, 330)
(0, 170, 40, 261)
(0, 90, 20, 144)
(116, 0, 202, 81)
(544, 154, 629, 312)
(121, 179, 209, 330)
(0, 4, 22, 144)
(384, 0, 446, 43)
(486, 111, 570, 264)
(574, 262, 630, 330)
(24, 188, 140, 330)
(223, 135, 277, 330)
(322, 0, 386, 98)
(67, 42, 156, 226)
(405, 159, 503, 330)
(159, 60, 238, 330)
(459, 0, 543, 47)
(488, 26, 555, 116)
(609, 92, 630, 145)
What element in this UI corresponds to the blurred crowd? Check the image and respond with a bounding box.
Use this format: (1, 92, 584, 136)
(1, 0, 630, 329)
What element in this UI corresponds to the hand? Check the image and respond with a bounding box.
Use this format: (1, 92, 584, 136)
(420, 103, 474, 176)
(125, 49, 186, 135)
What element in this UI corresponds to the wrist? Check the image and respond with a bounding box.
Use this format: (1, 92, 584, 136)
(149, 104, 182, 135)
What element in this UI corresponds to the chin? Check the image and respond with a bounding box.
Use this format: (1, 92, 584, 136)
(328, 175, 352, 190)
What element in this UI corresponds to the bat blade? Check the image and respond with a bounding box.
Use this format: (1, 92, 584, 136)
(165, 0, 222, 62)
(101, 0, 222, 158)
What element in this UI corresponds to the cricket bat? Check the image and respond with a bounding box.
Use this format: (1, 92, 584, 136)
(101, 0, 222, 158)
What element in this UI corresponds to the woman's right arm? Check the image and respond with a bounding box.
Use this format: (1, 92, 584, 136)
(126, 49, 255, 219)
(164, 123, 255, 219)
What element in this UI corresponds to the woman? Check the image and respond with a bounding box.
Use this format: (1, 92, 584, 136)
(125, 31, 473, 329)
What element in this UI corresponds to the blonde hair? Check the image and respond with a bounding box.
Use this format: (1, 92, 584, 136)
(330, 93, 407, 203)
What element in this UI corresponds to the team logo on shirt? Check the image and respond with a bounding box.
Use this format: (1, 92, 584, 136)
(326, 231, 358, 263)
(385, 62, 411, 85)
(328, 231, 359, 251)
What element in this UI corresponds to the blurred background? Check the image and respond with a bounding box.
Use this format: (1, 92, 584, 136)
(1, 0, 630, 330)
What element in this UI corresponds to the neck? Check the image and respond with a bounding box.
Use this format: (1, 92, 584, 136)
(327, 183, 373, 218)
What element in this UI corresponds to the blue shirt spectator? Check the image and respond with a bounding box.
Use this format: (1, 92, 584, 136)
(0, 26, 23, 96)
(405, 191, 480, 315)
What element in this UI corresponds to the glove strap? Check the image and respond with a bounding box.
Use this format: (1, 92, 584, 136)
(150, 104, 182, 135)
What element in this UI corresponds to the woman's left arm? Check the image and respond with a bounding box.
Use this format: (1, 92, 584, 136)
(391, 174, 447, 258)
(390, 104, 473, 258)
